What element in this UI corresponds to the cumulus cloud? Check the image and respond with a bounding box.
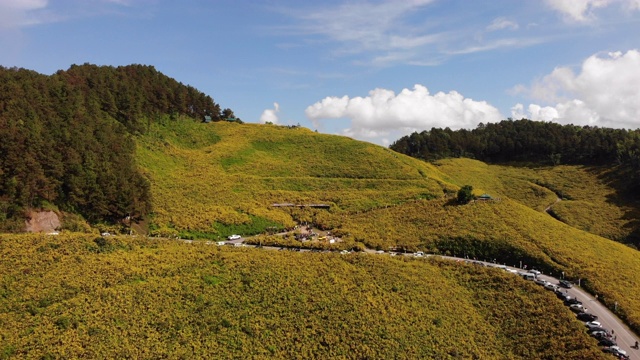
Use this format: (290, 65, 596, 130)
(486, 17, 519, 31)
(260, 102, 280, 124)
(305, 85, 502, 140)
(514, 49, 640, 127)
(510, 101, 600, 125)
(544, 0, 640, 23)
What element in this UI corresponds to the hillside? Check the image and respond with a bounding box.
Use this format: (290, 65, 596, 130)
(3, 65, 640, 356)
(0, 64, 239, 231)
(137, 120, 453, 238)
(0, 233, 605, 359)
(135, 120, 640, 335)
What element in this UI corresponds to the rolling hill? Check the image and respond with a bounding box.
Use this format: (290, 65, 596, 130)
(136, 120, 640, 337)
(2, 64, 640, 357)
(0, 233, 606, 359)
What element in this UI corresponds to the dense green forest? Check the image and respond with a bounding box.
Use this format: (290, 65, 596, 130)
(0, 64, 239, 230)
(390, 119, 640, 193)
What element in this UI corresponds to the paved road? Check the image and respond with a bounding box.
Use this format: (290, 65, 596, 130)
(443, 256, 640, 359)
(536, 272, 639, 359)
(185, 237, 640, 358)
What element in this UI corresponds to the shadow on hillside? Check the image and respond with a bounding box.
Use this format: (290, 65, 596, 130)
(585, 165, 640, 248)
(443, 198, 459, 207)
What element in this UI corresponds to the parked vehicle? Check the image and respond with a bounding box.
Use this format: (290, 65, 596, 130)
(590, 330, 609, 339)
(227, 234, 242, 240)
(598, 338, 616, 347)
(603, 346, 627, 357)
(216, 241, 225, 246)
(519, 272, 536, 280)
(585, 321, 602, 328)
(587, 326, 608, 334)
(559, 280, 573, 288)
(534, 278, 548, 286)
(564, 298, 582, 306)
(545, 283, 559, 291)
(569, 304, 584, 313)
(577, 312, 598, 322)
(593, 332, 611, 341)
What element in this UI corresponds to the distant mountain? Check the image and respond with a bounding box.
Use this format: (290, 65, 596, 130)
(0, 64, 239, 230)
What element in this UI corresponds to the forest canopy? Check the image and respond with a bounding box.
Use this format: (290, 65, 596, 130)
(0, 64, 237, 229)
(390, 119, 640, 194)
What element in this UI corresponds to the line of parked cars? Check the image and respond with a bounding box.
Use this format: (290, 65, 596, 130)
(531, 278, 629, 359)
(474, 266, 630, 359)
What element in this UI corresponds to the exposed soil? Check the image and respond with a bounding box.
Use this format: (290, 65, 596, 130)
(24, 210, 61, 233)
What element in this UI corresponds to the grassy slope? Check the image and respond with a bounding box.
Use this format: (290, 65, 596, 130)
(136, 120, 640, 333)
(393, 158, 640, 332)
(137, 120, 452, 237)
(434, 159, 640, 243)
(0, 234, 604, 359)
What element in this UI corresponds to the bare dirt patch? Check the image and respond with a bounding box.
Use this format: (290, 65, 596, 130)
(25, 210, 61, 233)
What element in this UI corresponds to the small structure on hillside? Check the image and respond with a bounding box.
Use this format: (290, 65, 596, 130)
(477, 194, 493, 201)
(203, 115, 212, 123)
(271, 203, 331, 210)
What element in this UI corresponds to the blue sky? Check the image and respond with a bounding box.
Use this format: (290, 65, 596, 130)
(1, 0, 640, 146)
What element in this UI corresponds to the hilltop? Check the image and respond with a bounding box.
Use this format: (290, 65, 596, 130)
(2, 64, 640, 356)
(137, 120, 451, 239)
(0, 64, 240, 231)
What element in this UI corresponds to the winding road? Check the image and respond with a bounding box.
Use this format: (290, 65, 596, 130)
(194, 235, 640, 358)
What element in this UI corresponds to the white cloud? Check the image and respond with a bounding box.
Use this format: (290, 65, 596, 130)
(277, 0, 454, 67)
(544, 0, 640, 23)
(514, 49, 640, 128)
(290, 0, 437, 52)
(260, 102, 280, 124)
(306, 85, 502, 141)
(486, 17, 519, 31)
(0, 0, 48, 29)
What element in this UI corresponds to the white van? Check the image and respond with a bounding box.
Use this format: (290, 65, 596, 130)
(519, 272, 536, 280)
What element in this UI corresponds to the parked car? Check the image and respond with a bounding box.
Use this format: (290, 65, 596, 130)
(577, 312, 598, 322)
(559, 280, 573, 288)
(216, 241, 225, 246)
(227, 234, 242, 240)
(545, 283, 559, 291)
(603, 346, 627, 357)
(598, 338, 617, 347)
(534, 278, 548, 286)
(529, 269, 541, 276)
(585, 321, 602, 328)
(593, 331, 611, 341)
(569, 303, 584, 313)
(590, 330, 609, 338)
(587, 326, 608, 334)
(564, 298, 582, 306)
